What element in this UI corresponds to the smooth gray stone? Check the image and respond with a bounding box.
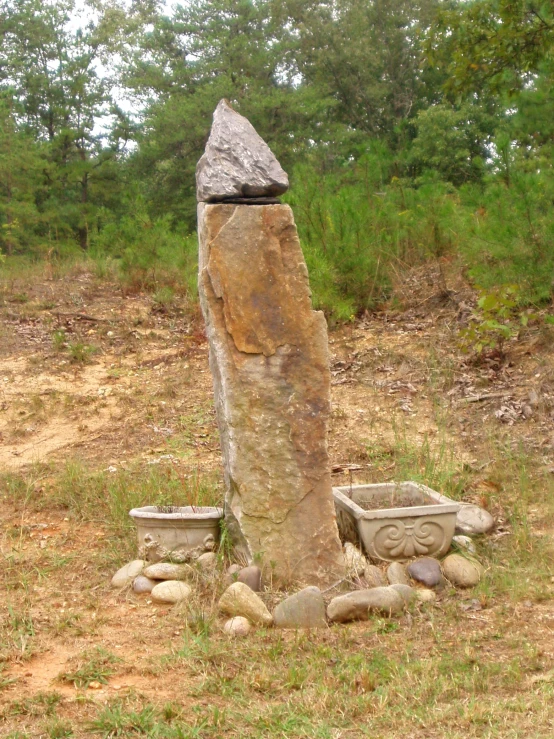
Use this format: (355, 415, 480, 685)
(442, 554, 483, 588)
(407, 557, 442, 588)
(132, 575, 156, 594)
(196, 99, 289, 202)
(386, 562, 410, 586)
(456, 505, 494, 535)
(327, 587, 404, 623)
(223, 616, 251, 637)
(197, 552, 217, 571)
(416, 588, 437, 603)
(111, 560, 144, 588)
(273, 587, 327, 629)
(143, 562, 191, 581)
(452, 535, 477, 555)
(237, 565, 262, 592)
(390, 583, 416, 604)
(151, 580, 192, 604)
(364, 564, 387, 588)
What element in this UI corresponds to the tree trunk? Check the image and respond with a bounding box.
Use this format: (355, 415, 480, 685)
(79, 167, 89, 251)
(5, 178, 13, 256)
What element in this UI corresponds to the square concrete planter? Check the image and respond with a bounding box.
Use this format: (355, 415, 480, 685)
(333, 482, 460, 562)
(129, 505, 223, 563)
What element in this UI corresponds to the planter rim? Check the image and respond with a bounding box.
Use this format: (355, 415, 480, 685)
(333, 482, 460, 520)
(129, 505, 223, 521)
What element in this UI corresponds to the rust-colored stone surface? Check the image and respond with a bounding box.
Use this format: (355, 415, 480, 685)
(198, 203, 345, 586)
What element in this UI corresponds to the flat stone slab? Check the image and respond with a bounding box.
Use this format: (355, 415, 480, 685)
(273, 587, 327, 629)
(196, 100, 289, 202)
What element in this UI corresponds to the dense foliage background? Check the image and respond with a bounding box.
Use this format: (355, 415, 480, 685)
(1, 0, 553, 319)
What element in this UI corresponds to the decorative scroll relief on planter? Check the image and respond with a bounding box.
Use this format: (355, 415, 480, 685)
(333, 482, 460, 563)
(129, 506, 223, 563)
(373, 518, 445, 559)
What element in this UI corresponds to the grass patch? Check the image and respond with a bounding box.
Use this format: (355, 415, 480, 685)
(57, 646, 122, 689)
(81, 626, 554, 737)
(1, 263, 553, 737)
(1, 461, 223, 563)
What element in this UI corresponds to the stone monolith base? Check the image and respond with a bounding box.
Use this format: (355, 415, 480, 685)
(198, 203, 345, 587)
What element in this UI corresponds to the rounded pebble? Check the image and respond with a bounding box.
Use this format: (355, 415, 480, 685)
(452, 535, 476, 555)
(132, 575, 156, 594)
(407, 557, 442, 588)
(416, 588, 437, 603)
(237, 565, 262, 592)
(344, 542, 367, 577)
(151, 580, 192, 604)
(197, 552, 217, 571)
(456, 505, 494, 535)
(218, 582, 273, 626)
(111, 560, 145, 588)
(223, 616, 251, 637)
(387, 562, 410, 586)
(390, 583, 415, 604)
(143, 563, 191, 581)
(364, 564, 386, 588)
(442, 554, 483, 588)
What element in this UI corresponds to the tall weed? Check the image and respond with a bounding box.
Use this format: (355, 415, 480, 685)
(460, 171, 554, 303)
(286, 154, 464, 320)
(91, 210, 198, 298)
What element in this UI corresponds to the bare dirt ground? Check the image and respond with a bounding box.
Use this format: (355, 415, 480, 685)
(1, 264, 554, 738)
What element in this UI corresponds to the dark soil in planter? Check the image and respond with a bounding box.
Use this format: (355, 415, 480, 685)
(352, 492, 436, 511)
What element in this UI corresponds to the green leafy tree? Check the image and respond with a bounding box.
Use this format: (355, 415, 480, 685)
(409, 101, 496, 185)
(283, 0, 445, 142)
(0, 94, 44, 254)
(126, 0, 339, 227)
(428, 0, 554, 96)
(0, 0, 137, 250)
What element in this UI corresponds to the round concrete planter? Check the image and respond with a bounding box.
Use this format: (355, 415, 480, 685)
(333, 482, 460, 562)
(129, 505, 223, 563)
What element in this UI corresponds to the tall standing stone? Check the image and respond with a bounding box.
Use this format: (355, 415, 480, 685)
(196, 101, 345, 587)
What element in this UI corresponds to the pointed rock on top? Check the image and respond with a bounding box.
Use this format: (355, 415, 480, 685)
(196, 99, 289, 202)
